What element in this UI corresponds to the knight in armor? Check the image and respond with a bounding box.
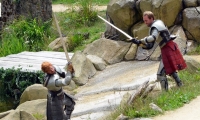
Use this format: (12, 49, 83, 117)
(41, 61, 75, 120)
(130, 11, 187, 91)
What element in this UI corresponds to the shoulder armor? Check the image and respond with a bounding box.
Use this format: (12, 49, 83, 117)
(54, 65, 66, 78)
(150, 20, 167, 32)
(54, 66, 62, 74)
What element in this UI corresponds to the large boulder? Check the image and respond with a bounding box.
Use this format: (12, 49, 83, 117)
(131, 21, 149, 39)
(140, 0, 182, 27)
(71, 51, 96, 86)
(20, 84, 47, 104)
(0, 110, 36, 120)
(186, 40, 197, 53)
(106, 0, 141, 39)
(183, 0, 198, 7)
(0, 110, 14, 119)
(86, 55, 107, 71)
(171, 25, 187, 54)
(182, 7, 200, 42)
(124, 43, 138, 60)
(184, 55, 200, 73)
(17, 99, 46, 116)
(83, 38, 132, 64)
(48, 37, 68, 51)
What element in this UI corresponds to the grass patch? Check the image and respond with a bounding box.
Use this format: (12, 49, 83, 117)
(33, 113, 45, 120)
(0, 18, 55, 57)
(54, 7, 107, 52)
(103, 69, 200, 119)
(0, 100, 14, 113)
(187, 45, 200, 55)
(52, 0, 110, 5)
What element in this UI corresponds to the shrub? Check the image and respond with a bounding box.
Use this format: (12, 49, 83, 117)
(0, 67, 44, 108)
(0, 17, 54, 57)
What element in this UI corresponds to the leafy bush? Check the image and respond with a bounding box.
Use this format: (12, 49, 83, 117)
(11, 18, 52, 51)
(0, 17, 54, 57)
(0, 34, 27, 57)
(68, 34, 83, 51)
(57, 0, 97, 29)
(0, 67, 44, 108)
(53, 0, 98, 51)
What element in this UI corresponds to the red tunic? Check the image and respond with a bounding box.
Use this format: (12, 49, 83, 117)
(161, 41, 187, 75)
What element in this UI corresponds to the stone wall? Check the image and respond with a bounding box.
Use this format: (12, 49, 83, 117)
(0, 0, 52, 31)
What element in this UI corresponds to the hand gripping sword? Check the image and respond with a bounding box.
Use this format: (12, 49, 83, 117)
(97, 15, 154, 49)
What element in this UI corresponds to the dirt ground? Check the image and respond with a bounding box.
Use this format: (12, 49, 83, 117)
(52, 4, 107, 12)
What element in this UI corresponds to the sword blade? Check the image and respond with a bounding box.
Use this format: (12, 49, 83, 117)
(53, 13, 71, 62)
(97, 15, 133, 39)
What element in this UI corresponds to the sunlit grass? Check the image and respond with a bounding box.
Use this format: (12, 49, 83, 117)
(33, 113, 45, 120)
(103, 69, 200, 119)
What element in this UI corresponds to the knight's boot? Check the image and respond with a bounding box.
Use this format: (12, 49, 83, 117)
(64, 106, 74, 120)
(171, 72, 182, 87)
(158, 75, 168, 91)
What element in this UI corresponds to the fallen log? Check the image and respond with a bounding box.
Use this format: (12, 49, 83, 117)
(127, 80, 149, 105)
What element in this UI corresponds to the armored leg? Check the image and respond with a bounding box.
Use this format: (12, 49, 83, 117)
(63, 93, 76, 120)
(157, 60, 168, 91)
(171, 72, 182, 87)
(157, 74, 168, 91)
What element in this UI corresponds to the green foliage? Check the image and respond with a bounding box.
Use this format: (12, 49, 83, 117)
(0, 67, 44, 109)
(53, 0, 106, 51)
(67, 33, 85, 51)
(0, 18, 55, 57)
(0, 100, 14, 113)
(58, 0, 98, 29)
(33, 113, 45, 120)
(0, 34, 27, 57)
(11, 18, 52, 51)
(77, 0, 98, 26)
